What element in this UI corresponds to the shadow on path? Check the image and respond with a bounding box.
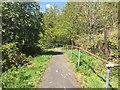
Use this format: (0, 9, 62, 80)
(39, 48, 79, 88)
(40, 51, 64, 56)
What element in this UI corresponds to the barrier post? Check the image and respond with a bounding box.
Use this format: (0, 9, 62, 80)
(66, 45, 68, 51)
(65, 45, 67, 50)
(67, 45, 69, 50)
(106, 67, 111, 90)
(106, 62, 114, 90)
(77, 49, 80, 66)
(63, 45, 64, 49)
(70, 46, 72, 59)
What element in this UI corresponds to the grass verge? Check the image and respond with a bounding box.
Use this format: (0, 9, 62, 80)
(64, 48, 118, 89)
(2, 50, 53, 88)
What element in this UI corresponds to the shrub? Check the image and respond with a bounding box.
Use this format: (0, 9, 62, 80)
(2, 42, 29, 72)
(2, 66, 34, 88)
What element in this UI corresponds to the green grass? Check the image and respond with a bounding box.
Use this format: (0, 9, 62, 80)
(2, 50, 53, 88)
(64, 48, 118, 88)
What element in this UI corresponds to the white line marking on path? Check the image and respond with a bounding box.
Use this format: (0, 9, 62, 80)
(61, 74, 63, 76)
(64, 75, 66, 78)
(49, 81, 52, 84)
(68, 73, 71, 76)
(56, 70, 58, 73)
(64, 86, 66, 90)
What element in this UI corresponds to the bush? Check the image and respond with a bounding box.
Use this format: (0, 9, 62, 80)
(2, 66, 34, 88)
(2, 42, 29, 72)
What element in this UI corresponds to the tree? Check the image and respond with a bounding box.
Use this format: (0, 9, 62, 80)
(2, 2, 44, 54)
(39, 5, 61, 48)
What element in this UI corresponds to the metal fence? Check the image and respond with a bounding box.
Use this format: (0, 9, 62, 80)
(63, 44, 120, 89)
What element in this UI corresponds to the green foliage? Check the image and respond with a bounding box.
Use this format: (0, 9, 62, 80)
(2, 66, 33, 88)
(1, 1, 119, 88)
(41, 2, 118, 52)
(2, 2, 44, 54)
(38, 5, 61, 48)
(2, 42, 29, 72)
(48, 2, 118, 62)
(2, 2, 44, 72)
(64, 49, 118, 88)
(2, 51, 52, 88)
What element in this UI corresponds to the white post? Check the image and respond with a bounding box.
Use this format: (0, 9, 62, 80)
(106, 62, 114, 90)
(66, 45, 68, 50)
(106, 67, 111, 90)
(70, 46, 72, 59)
(65, 45, 67, 50)
(67, 46, 69, 50)
(77, 49, 80, 66)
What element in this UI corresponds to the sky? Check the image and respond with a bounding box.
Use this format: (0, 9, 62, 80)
(39, 1, 68, 12)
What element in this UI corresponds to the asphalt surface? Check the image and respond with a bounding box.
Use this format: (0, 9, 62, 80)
(39, 48, 79, 88)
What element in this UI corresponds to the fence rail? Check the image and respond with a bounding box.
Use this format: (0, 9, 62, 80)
(67, 45, 108, 63)
(62, 44, 120, 89)
(65, 44, 120, 66)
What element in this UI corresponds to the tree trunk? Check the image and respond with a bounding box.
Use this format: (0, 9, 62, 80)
(104, 28, 109, 58)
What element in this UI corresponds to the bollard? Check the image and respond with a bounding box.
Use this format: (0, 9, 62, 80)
(63, 45, 64, 49)
(67, 46, 69, 50)
(77, 49, 80, 66)
(106, 62, 114, 90)
(66, 45, 67, 51)
(70, 46, 72, 59)
(106, 67, 111, 90)
(65, 45, 67, 50)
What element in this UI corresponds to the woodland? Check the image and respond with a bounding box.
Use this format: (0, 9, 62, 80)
(1, 2, 119, 88)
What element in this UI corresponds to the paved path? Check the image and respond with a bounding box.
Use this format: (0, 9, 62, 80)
(39, 48, 79, 88)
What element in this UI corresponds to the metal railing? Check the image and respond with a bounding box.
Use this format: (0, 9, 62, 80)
(63, 44, 120, 89)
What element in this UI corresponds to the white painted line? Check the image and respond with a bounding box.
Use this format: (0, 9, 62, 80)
(64, 75, 66, 78)
(61, 74, 63, 76)
(49, 81, 52, 84)
(68, 73, 71, 76)
(64, 86, 66, 90)
(56, 70, 58, 73)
